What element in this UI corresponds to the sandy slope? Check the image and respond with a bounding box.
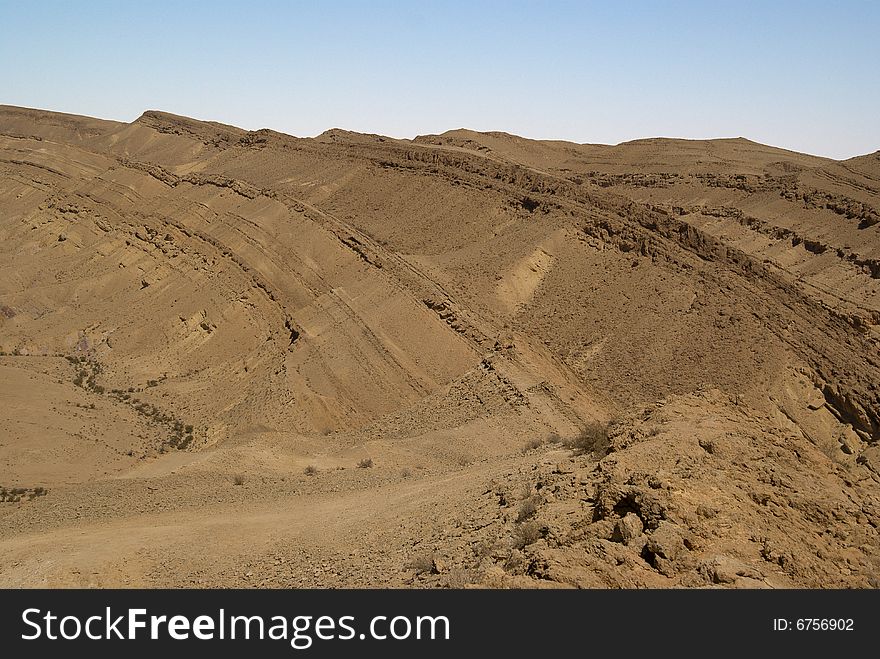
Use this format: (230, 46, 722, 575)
(0, 106, 878, 588)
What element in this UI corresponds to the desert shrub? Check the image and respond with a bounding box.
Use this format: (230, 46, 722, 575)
(513, 521, 543, 549)
(406, 552, 434, 575)
(521, 196, 540, 212)
(563, 421, 610, 455)
(522, 437, 543, 452)
(233, 474, 245, 486)
(304, 465, 318, 476)
(446, 567, 471, 589)
(357, 458, 374, 469)
(546, 431, 562, 444)
(455, 453, 473, 467)
(400, 468, 413, 478)
(504, 549, 526, 572)
(475, 539, 496, 559)
(516, 496, 540, 522)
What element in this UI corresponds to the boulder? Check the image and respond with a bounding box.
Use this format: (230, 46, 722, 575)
(612, 513, 644, 546)
(646, 521, 685, 562)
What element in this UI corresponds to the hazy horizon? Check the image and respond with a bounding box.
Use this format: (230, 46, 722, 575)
(2, 0, 878, 159)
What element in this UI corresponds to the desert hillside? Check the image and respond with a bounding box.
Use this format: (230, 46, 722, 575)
(1, 105, 878, 588)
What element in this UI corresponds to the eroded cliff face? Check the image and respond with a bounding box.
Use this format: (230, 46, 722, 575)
(0, 106, 877, 588)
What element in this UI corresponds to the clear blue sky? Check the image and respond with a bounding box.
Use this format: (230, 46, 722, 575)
(2, 0, 878, 158)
